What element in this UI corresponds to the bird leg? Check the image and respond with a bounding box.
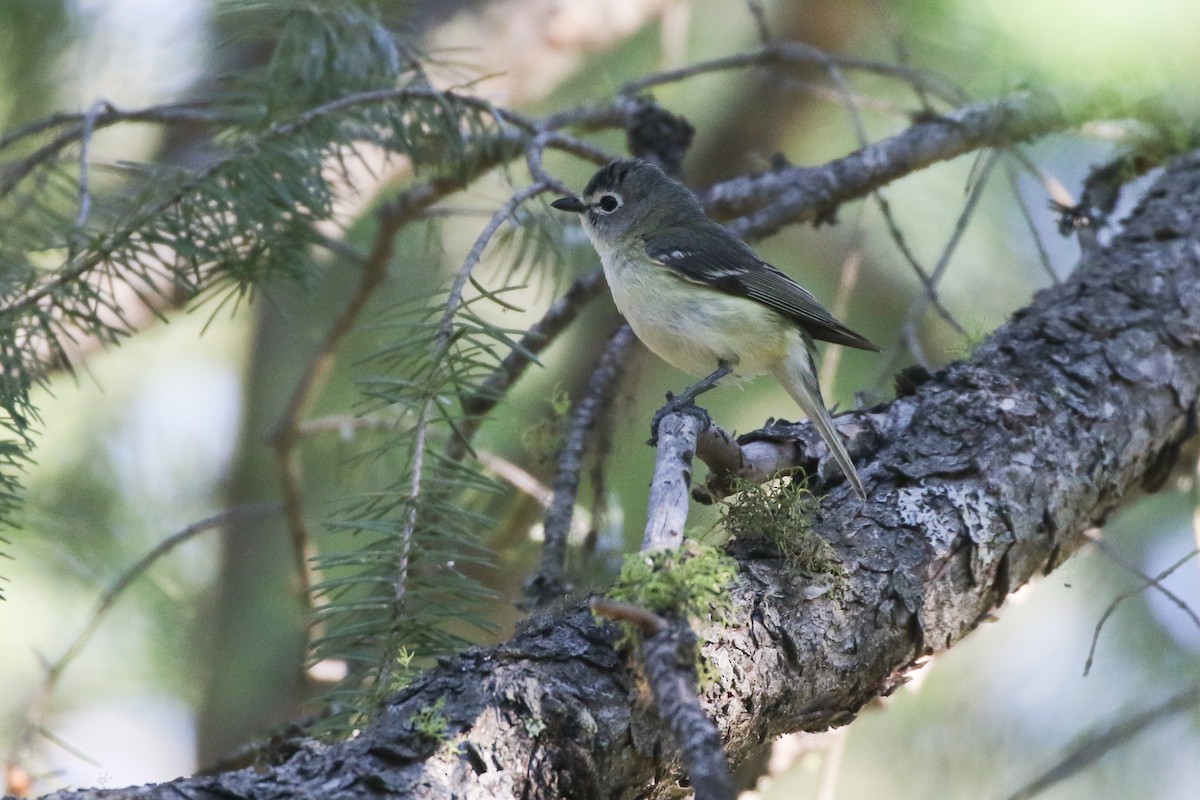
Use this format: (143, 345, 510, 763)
(648, 361, 732, 446)
(678, 361, 733, 403)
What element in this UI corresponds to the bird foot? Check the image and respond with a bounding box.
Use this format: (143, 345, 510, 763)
(648, 392, 712, 446)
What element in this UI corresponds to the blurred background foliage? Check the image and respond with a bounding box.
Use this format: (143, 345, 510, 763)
(0, 0, 1197, 797)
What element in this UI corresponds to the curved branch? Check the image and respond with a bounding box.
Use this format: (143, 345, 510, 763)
(618, 41, 965, 105)
(704, 88, 1152, 239)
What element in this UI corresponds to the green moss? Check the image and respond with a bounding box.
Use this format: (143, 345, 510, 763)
(520, 386, 572, 461)
(945, 317, 994, 361)
(385, 646, 419, 692)
(721, 477, 845, 580)
(411, 695, 450, 741)
(607, 540, 737, 624)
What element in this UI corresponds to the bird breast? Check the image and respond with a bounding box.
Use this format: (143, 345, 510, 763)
(598, 247, 793, 379)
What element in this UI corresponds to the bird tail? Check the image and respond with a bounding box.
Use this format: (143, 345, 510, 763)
(771, 333, 867, 500)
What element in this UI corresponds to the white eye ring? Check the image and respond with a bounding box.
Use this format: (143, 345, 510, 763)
(595, 193, 622, 213)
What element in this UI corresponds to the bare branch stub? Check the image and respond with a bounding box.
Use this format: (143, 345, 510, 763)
(691, 423, 753, 503)
(643, 410, 706, 552)
(695, 413, 877, 503)
(589, 596, 668, 636)
(589, 607, 732, 800)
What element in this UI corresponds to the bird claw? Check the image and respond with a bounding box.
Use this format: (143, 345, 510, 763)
(647, 395, 712, 446)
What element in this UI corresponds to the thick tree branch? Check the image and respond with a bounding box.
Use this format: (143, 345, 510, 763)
(40, 148, 1200, 800)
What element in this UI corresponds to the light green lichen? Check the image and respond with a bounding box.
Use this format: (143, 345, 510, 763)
(720, 476, 845, 581)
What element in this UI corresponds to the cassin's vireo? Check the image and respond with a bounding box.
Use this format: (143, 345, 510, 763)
(552, 158, 877, 499)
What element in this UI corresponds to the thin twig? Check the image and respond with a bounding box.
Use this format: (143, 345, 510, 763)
(268, 86, 536, 142)
(536, 93, 650, 134)
(1088, 534, 1200, 631)
(398, 181, 561, 612)
(901, 323, 932, 370)
(1083, 541, 1200, 676)
(525, 325, 636, 605)
(819, 249, 862, 390)
(296, 412, 402, 438)
(475, 450, 550, 508)
(1002, 685, 1200, 800)
(439, 181, 551, 342)
(639, 621, 734, 800)
(74, 100, 112, 229)
(476, 448, 595, 544)
(395, 397, 432, 614)
(311, 230, 369, 266)
(1004, 158, 1060, 285)
(270, 198, 397, 607)
(831, 31, 968, 344)
(376, 175, 518, 619)
(7, 504, 279, 772)
(585, 351, 624, 557)
(876, 148, 1001, 379)
(870, 191, 966, 335)
(816, 726, 849, 800)
(619, 42, 963, 106)
(822, 58, 869, 148)
(526, 130, 614, 189)
(745, 0, 772, 43)
(915, 150, 1004, 296)
(0, 100, 249, 201)
(0, 98, 236, 153)
(763, 72, 916, 116)
(869, 0, 934, 111)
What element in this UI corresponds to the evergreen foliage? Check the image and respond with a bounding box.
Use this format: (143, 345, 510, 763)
(0, 2, 553, 712)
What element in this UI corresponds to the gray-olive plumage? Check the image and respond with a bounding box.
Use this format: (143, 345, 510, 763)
(552, 158, 876, 498)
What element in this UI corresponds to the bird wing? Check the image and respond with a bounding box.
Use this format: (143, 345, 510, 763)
(644, 231, 879, 352)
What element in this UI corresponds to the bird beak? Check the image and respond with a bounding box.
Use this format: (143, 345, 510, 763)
(551, 196, 587, 214)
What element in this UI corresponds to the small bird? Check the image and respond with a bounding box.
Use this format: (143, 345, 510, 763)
(551, 158, 878, 499)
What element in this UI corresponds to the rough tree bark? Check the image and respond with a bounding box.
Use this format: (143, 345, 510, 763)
(43, 150, 1200, 800)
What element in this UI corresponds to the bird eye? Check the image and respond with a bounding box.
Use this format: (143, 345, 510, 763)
(597, 194, 621, 213)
